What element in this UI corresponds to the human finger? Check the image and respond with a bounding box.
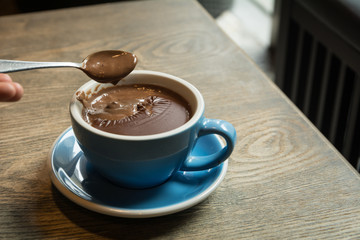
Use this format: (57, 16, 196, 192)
(8, 82, 24, 101)
(0, 82, 24, 102)
(0, 82, 16, 101)
(0, 73, 13, 83)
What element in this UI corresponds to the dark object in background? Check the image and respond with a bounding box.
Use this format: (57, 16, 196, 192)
(14, 0, 234, 18)
(197, 0, 233, 18)
(274, 0, 360, 171)
(15, 0, 121, 12)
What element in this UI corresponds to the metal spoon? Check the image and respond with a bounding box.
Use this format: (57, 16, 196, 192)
(0, 50, 137, 84)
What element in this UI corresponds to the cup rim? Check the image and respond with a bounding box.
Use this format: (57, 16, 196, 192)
(70, 70, 205, 141)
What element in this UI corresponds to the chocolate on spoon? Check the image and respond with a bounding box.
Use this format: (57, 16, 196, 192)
(81, 50, 137, 84)
(0, 50, 138, 84)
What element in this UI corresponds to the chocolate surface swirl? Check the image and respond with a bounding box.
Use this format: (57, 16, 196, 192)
(77, 84, 191, 136)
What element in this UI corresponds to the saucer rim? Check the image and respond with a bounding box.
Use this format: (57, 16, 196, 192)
(48, 127, 228, 218)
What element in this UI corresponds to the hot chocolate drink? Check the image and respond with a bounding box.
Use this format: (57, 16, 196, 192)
(76, 84, 192, 135)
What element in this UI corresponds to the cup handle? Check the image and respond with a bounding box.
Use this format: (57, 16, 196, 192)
(180, 118, 236, 171)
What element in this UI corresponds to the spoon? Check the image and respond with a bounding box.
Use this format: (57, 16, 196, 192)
(0, 50, 137, 84)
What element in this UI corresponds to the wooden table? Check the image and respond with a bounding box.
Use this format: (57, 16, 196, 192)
(1, 0, 360, 238)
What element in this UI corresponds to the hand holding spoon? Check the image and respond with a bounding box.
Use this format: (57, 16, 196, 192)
(0, 50, 137, 84)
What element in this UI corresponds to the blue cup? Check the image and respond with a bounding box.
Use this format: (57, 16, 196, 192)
(70, 70, 236, 189)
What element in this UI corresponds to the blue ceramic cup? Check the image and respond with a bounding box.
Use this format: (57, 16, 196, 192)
(70, 70, 236, 189)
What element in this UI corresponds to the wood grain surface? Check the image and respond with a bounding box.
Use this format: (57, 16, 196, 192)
(1, 0, 360, 239)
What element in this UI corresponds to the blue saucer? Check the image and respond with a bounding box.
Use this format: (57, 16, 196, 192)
(48, 127, 228, 218)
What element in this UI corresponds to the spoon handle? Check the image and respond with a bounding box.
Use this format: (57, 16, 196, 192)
(0, 59, 81, 73)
